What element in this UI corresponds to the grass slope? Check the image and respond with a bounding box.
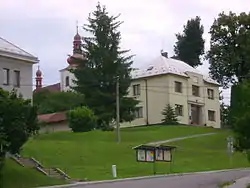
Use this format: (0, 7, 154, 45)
(2, 159, 66, 188)
(21, 125, 248, 180)
(166, 130, 249, 173)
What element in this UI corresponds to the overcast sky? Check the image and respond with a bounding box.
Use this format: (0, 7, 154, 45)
(1, 0, 249, 104)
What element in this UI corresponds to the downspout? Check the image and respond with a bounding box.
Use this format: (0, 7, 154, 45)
(144, 79, 149, 125)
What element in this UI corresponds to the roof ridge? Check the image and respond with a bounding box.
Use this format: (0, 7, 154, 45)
(0, 37, 36, 58)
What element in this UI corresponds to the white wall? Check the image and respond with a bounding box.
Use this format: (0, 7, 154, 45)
(60, 67, 76, 91)
(0, 56, 33, 99)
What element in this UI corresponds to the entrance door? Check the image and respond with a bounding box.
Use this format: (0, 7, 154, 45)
(191, 104, 200, 125)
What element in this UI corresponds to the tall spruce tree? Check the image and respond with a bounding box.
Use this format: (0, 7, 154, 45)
(174, 16, 205, 67)
(72, 3, 139, 128)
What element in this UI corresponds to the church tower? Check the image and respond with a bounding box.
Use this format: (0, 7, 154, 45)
(35, 66, 42, 89)
(67, 22, 85, 66)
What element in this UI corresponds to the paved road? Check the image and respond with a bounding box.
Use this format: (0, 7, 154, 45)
(60, 169, 250, 188)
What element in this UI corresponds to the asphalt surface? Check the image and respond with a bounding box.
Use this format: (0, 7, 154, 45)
(63, 169, 250, 188)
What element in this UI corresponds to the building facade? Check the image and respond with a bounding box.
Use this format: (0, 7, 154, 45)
(0, 37, 39, 99)
(121, 53, 221, 128)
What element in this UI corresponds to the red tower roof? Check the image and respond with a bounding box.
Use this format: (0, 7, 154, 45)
(74, 33, 81, 41)
(36, 67, 42, 77)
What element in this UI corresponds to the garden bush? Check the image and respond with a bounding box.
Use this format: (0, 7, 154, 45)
(67, 106, 97, 132)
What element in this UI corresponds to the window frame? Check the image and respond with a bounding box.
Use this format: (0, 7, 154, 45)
(134, 107, 143, 118)
(208, 110, 216, 121)
(13, 70, 20, 88)
(3, 68, 10, 85)
(192, 85, 199, 96)
(174, 81, 182, 93)
(65, 76, 70, 87)
(175, 104, 183, 116)
(133, 84, 141, 96)
(207, 89, 214, 100)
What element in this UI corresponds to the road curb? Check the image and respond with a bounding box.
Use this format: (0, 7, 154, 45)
(37, 168, 250, 188)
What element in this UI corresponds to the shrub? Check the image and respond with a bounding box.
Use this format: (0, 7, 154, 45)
(67, 106, 97, 132)
(161, 104, 179, 125)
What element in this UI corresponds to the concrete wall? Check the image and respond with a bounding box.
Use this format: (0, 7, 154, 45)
(0, 56, 33, 99)
(60, 68, 76, 91)
(39, 122, 70, 134)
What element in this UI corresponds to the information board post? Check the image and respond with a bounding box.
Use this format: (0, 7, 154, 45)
(227, 136, 234, 166)
(133, 145, 176, 175)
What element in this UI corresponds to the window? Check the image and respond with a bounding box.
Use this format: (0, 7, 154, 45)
(207, 89, 214, 99)
(133, 84, 140, 96)
(208, 110, 215, 121)
(175, 81, 182, 93)
(192, 85, 199, 96)
(65, 76, 70, 87)
(175, 104, 183, 116)
(134, 107, 143, 118)
(13, 70, 20, 87)
(3, 68, 9, 85)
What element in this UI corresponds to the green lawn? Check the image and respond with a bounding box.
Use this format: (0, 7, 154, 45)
(21, 125, 249, 181)
(2, 159, 66, 188)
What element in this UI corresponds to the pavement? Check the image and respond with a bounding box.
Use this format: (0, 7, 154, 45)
(226, 175, 250, 188)
(40, 169, 250, 188)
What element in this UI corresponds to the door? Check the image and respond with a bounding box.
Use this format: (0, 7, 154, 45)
(191, 104, 200, 125)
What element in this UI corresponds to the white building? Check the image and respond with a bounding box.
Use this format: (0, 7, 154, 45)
(0, 37, 39, 99)
(122, 52, 221, 128)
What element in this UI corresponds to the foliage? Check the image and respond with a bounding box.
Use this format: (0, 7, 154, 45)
(230, 81, 250, 126)
(33, 90, 85, 114)
(0, 88, 39, 156)
(207, 11, 250, 88)
(230, 81, 250, 157)
(233, 112, 250, 155)
(71, 3, 139, 128)
(220, 103, 230, 128)
(174, 16, 205, 67)
(161, 104, 179, 125)
(67, 106, 97, 132)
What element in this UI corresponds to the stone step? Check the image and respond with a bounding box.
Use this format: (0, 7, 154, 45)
(18, 157, 37, 167)
(43, 168, 62, 178)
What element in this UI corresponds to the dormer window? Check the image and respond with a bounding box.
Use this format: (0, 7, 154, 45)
(147, 66, 154, 71)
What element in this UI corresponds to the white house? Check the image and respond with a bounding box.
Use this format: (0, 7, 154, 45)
(121, 52, 221, 128)
(0, 37, 39, 99)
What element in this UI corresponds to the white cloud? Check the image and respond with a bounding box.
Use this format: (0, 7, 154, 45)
(1, 0, 250, 104)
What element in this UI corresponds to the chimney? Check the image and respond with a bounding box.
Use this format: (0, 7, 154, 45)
(161, 50, 168, 58)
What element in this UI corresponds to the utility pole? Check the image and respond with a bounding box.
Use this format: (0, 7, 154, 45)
(116, 76, 120, 143)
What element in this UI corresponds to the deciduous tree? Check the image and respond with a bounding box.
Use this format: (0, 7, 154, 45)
(0, 88, 39, 172)
(33, 91, 85, 114)
(207, 11, 250, 88)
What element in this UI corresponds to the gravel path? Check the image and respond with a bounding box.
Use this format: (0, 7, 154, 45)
(146, 132, 217, 145)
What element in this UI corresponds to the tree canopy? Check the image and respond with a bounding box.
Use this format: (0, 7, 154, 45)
(0, 88, 39, 155)
(207, 11, 250, 88)
(33, 90, 85, 114)
(174, 16, 205, 67)
(72, 3, 139, 127)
